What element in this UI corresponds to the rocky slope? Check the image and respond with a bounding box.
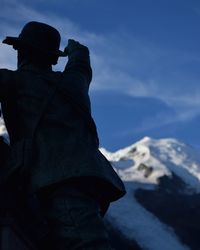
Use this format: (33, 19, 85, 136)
(102, 137, 200, 250)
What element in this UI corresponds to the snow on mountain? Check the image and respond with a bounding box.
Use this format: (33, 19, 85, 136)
(101, 136, 200, 191)
(0, 117, 9, 143)
(1, 112, 199, 250)
(101, 137, 200, 250)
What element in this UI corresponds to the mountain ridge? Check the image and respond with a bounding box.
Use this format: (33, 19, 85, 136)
(102, 137, 200, 250)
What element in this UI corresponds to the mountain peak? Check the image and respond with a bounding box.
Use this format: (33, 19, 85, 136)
(101, 137, 200, 191)
(105, 137, 200, 250)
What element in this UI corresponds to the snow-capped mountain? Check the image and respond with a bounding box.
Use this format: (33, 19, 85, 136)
(1, 113, 199, 250)
(101, 137, 200, 250)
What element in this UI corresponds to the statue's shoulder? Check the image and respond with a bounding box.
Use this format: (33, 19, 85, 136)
(0, 69, 17, 98)
(0, 68, 14, 74)
(0, 68, 16, 81)
(0, 68, 16, 71)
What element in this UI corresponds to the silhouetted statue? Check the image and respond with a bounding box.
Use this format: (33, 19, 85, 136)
(0, 21, 126, 249)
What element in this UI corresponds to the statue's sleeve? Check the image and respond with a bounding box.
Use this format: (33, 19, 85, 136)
(0, 69, 13, 101)
(63, 43, 92, 89)
(59, 42, 92, 114)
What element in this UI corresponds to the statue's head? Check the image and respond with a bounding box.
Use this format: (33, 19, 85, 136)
(3, 21, 67, 66)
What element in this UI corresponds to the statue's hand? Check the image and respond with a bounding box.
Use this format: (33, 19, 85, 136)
(64, 39, 89, 55)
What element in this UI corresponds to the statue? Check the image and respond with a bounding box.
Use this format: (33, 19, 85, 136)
(0, 21, 126, 249)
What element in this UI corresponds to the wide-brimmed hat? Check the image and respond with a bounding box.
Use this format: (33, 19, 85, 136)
(2, 21, 67, 57)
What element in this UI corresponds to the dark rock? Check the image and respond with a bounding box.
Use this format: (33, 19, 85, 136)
(105, 219, 142, 250)
(137, 163, 153, 178)
(135, 173, 200, 250)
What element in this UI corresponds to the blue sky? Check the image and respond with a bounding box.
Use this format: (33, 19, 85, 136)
(1, 0, 200, 150)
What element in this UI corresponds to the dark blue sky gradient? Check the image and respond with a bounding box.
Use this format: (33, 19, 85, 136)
(1, 0, 200, 150)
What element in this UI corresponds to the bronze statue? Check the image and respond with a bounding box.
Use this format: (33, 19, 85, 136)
(1, 21, 126, 249)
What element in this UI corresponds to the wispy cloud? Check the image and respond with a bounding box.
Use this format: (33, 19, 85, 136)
(0, 0, 105, 69)
(1, 0, 200, 129)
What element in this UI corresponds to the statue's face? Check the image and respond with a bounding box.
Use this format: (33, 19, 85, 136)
(16, 46, 58, 68)
(16, 47, 34, 68)
(17, 49, 25, 68)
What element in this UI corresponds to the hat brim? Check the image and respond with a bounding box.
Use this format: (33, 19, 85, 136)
(2, 36, 67, 57)
(2, 36, 18, 45)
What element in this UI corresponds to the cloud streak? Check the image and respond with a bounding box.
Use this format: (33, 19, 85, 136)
(0, 1, 200, 130)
